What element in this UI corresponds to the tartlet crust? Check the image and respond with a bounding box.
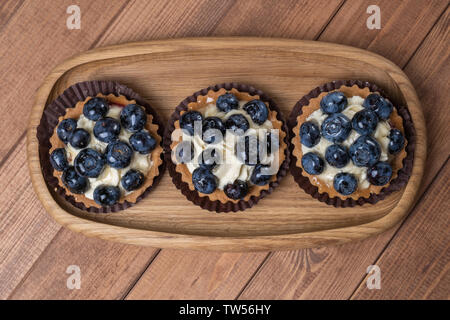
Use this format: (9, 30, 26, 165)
(291, 84, 407, 201)
(170, 87, 288, 204)
(49, 94, 164, 209)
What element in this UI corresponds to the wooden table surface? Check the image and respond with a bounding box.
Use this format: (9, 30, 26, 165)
(0, 0, 448, 300)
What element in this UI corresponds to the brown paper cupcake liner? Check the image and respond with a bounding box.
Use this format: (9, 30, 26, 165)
(164, 83, 290, 213)
(287, 80, 415, 208)
(37, 80, 166, 213)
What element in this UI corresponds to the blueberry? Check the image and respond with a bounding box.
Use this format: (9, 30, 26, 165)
(320, 91, 347, 114)
(83, 97, 109, 121)
(301, 152, 325, 175)
(180, 111, 203, 136)
(198, 148, 221, 170)
(174, 141, 194, 164)
(202, 117, 225, 144)
(243, 100, 268, 125)
(120, 104, 147, 132)
(93, 117, 121, 143)
(321, 113, 351, 143)
(130, 131, 157, 154)
(236, 135, 260, 166)
(93, 185, 121, 206)
(300, 121, 321, 147)
(121, 169, 145, 191)
(388, 129, 405, 154)
(62, 166, 89, 194)
(325, 144, 349, 168)
(363, 94, 393, 120)
(225, 114, 249, 135)
(352, 109, 379, 135)
(192, 167, 217, 194)
(50, 148, 69, 172)
(250, 163, 271, 186)
(265, 132, 279, 154)
(367, 161, 393, 186)
(57, 118, 77, 144)
(216, 93, 239, 113)
(333, 172, 357, 196)
(224, 180, 249, 200)
(69, 128, 91, 149)
(349, 135, 381, 167)
(105, 141, 133, 169)
(74, 148, 105, 178)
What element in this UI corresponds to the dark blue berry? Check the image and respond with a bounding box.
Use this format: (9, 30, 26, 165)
(367, 161, 393, 186)
(300, 121, 321, 147)
(74, 148, 105, 178)
(320, 91, 347, 114)
(57, 118, 77, 144)
(388, 129, 405, 154)
(224, 180, 249, 200)
(69, 128, 91, 149)
(349, 135, 381, 167)
(121, 169, 145, 191)
(83, 97, 109, 121)
(105, 141, 133, 169)
(236, 135, 260, 166)
(120, 104, 147, 133)
(250, 163, 271, 186)
(225, 114, 249, 135)
(243, 100, 268, 125)
(321, 113, 351, 143)
(180, 111, 203, 136)
(174, 141, 194, 164)
(352, 109, 379, 135)
(93, 117, 121, 143)
(50, 148, 69, 172)
(192, 167, 217, 194)
(325, 144, 349, 168)
(198, 148, 221, 170)
(202, 117, 225, 144)
(363, 94, 393, 120)
(93, 185, 120, 206)
(62, 166, 89, 194)
(129, 131, 156, 154)
(333, 172, 357, 196)
(216, 93, 239, 113)
(301, 152, 325, 175)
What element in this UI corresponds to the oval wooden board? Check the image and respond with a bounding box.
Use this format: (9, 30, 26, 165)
(27, 38, 426, 251)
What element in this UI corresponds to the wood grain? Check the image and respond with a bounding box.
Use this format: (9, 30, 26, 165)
(126, 250, 267, 299)
(2, 0, 447, 300)
(8, 0, 345, 299)
(352, 160, 449, 300)
(27, 38, 426, 251)
(238, 3, 449, 299)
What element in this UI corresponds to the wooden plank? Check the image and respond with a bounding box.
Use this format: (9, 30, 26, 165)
(126, 250, 267, 299)
(0, 0, 128, 161)
(239, 3, 449, 300)
(5, 0, 273, 299)
(0, 0, 130, 299)
(0, 0, 24, 33)
(352, 160, 449, 299)
(9, 230, 158, 300)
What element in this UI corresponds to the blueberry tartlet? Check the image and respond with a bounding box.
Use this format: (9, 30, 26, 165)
(289, 80, 414, 207)
(164, 83, 289, 212)
(48, 93, 164, 210)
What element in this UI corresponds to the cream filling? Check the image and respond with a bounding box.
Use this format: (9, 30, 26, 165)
(65, 104, 152, 199)
(301, 96, 391, 189)
(183, 101, 274, 189)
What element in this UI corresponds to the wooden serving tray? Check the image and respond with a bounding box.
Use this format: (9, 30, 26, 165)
(27, 38, 426, 251)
